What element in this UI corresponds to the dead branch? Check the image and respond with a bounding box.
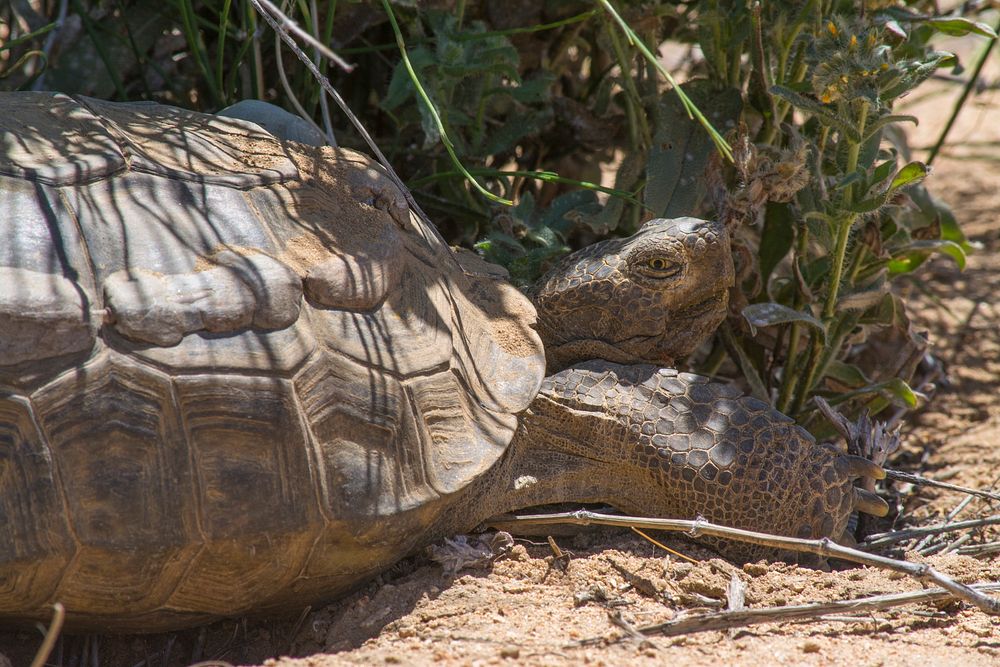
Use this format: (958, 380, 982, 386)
(862, 514, 1000, 549)
(250, 0, 353, 72)
(249, 0, 450, 249)
(29, 603, 64, 667)
(498, 510, 1000, 615)
(885, 468, 1000, 502)
(577, 582, 1000, 643)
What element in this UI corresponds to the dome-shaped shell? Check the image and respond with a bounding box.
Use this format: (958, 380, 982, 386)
(0, 93, 545, 629)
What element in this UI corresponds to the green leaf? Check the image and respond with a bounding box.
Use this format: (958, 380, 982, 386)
(645, 81, 742, 218)
(889, 239, 967, 274)
(833, 170, 866, 192)
(906, 185, 976, 253)
(742, 303, 825, 338)
(538, 190, 602, 235)
(925, 17, 998, 38)
(868, 159, 897, 190)
(759, 202, 794, 287)
(858, 292, 898, 325)
(481, 108, 552, 155)
(838, 280, 888, 312)
(881, 378, 919, 408)
(825, 361, 870, 388)
(382, 47, 435, 111)
(505, 72, 556, 103)
(880, 52, 956, 101)
(864, 114, 918, 140)
(890, 161, 930, 190)
(770, 85, 861, 142)
(849, 161, 929, 213)
(845, 193, 890, 214)
(720, 325, 770, 403)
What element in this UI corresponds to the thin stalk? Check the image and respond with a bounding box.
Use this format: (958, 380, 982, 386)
(926, 18, 999, 165)
(309, 0, 335, 144)
(336, 10, 600, 55)
(379, 0, 512, 205)
(178, 0, 223, 106)
(0, 22, 57, 54)
(775, 44, 807, 122)
(225, 22, 258, 98)
(776, 323, 802, 414)
(596, 0, 733, 162)
(455, 9, 599, 40)
(409, 168, 645, 206)
(823, 100, 869, 320)
(216, 0, 234, 100)
(776, 225, 811, 414)
(605, 21, 649, 150)
(111, 0, 154, 98)
(710, 7, 728, 83)
(775, 0, 814, 85)
(848, 242, 867, 283)
(792, 314, 857, 417)
(70, 0, 127, 99)
(249, 0, 265, 97)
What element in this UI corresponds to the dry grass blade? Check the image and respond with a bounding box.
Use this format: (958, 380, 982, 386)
(498, 510, 1000, 615)
(248, 0, 448, 249)
(251, 0, 353, 72)
(862, 514, 1000, 549)
(578, 583, 1000, 642)
(885, 468, 1000, 502)
(29, 603, 64, 667)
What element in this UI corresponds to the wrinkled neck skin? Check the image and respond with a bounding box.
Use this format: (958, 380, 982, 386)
(459, 391, 636, 528)
(453, 362, 867, 562)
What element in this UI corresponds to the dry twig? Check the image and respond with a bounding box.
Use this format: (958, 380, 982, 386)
(248, 0, 448, 249)
(577, 582, 1000, 643)
(862, 514, 1000, 549)
(885, 468, 1000, 503)
(498, 510, 1000, 615)
(250, 0, 353, 72)
(29, 603, 64, 667)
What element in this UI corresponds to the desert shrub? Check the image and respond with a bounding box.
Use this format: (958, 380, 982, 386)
(2, 0, 992, 432)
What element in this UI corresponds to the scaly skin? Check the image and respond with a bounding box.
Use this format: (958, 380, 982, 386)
(529, 217, 734, 372)
(469, 362, 887, 559)
(496, 217, 887, 554)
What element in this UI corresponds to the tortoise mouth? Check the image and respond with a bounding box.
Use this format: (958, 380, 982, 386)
(673, 290, 727, 320)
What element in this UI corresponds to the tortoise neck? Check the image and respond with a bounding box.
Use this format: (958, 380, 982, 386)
(463, 394, 630, 527)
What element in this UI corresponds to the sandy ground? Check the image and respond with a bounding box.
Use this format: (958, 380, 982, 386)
(4, 33, 1000, 667)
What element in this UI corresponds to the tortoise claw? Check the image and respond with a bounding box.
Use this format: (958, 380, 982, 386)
(843, 455, 886, 481)
(854, 488, 889, 517)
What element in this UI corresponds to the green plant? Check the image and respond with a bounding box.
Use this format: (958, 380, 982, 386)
(695, 0, 990, 428)
(1, 0, 988, 434)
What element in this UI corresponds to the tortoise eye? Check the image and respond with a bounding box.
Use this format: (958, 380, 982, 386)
(640, 257, 681, 279)
(646, 257, 677, 272)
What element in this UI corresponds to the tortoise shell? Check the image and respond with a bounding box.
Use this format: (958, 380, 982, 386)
(0, 92, 545, 629)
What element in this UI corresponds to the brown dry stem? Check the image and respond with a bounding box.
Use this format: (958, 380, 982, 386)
(863, 515, 1000, 549)
(885, 468, 1000, 502)
(581, 582, 1000, 643)
(29, 603, 63, 667)
(499, 510, 1000, 615)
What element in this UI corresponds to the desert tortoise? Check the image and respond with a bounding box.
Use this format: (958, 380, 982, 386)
(0, 93, 886, 631)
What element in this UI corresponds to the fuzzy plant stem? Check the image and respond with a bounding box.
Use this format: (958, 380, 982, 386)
(791, 101, 869, 415)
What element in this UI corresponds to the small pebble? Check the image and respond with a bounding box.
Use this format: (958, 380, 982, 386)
(500, 646, 520, 659)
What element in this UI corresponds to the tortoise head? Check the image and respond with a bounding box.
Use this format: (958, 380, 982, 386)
(528, 217, 734, 372)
